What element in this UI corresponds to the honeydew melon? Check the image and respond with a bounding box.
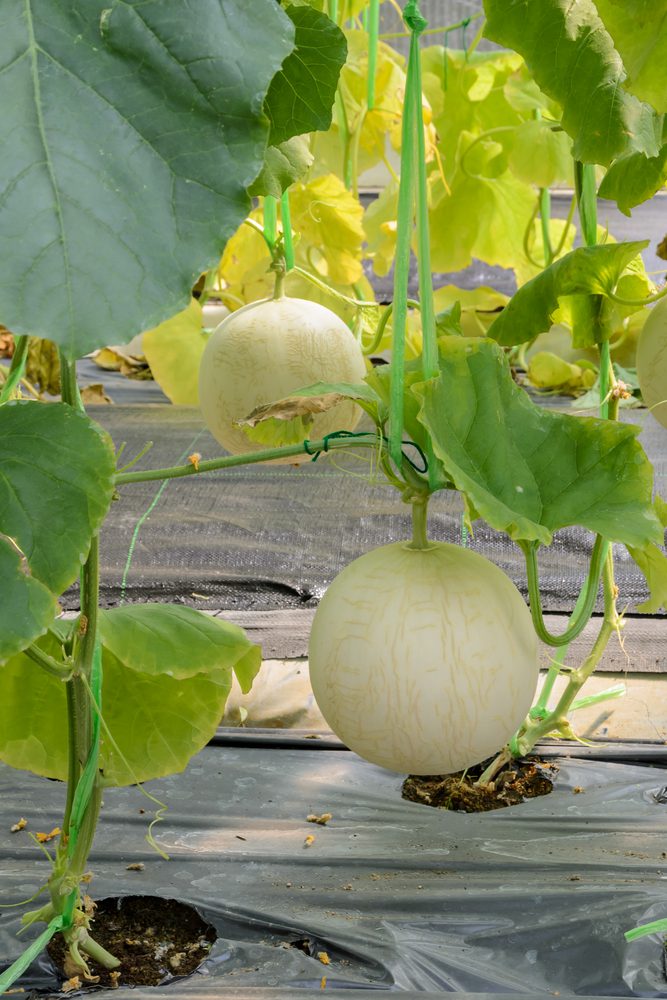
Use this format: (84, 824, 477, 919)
(309, 541, 539, 775)
(199, 296, 366, 463)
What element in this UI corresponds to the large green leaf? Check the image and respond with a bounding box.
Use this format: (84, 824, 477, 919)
(0, 535, 57, 664)
(264, 5, 347, 146)
(0, 401, 115, 595)
(414, 338, 662, 547)
(599, 145, 667, 215)
(249, 135, 314, 199)
(0, 0, 294, 357)
(594, 0, 667, 113)
(0, 606, 261, 784)
(487, 242, 648, 347)
(483, 0, 662, 165)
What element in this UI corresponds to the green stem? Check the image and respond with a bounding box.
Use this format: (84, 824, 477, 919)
(58, 349, 81, 408)
(263, 196, 278, 249)
(23, 644, 70, 678)
(291, 265, 377, 308)
(459, 126, 516, 180)
(280, 191, 295, 272)
(511, 549, 619, 756)
(606, 283, 667, 308)
(521, 536, 607, 647)
(380, 11, 483, 40)
(552, 193, 577, 258)
(539, 187, 553, 267)
(116, 432, 382, 487)
(362, 299, 421, 355)
(408, 497, 430, 549)
(0, 335, 30, 403)
(532, 585, 589, 716)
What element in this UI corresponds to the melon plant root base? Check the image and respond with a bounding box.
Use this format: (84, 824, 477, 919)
(2, 739, 666, 997)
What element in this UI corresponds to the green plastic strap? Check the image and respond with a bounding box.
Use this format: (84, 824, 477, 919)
(388, 17, 418, 468)
(280, 191, 295, 271)
(626, 918, 667, 942)
(263, 196, 278, 249)
(0, 915, 66, 995)
(367, 0, 380, 110)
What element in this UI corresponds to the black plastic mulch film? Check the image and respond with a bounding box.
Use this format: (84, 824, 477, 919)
(65, 404, 666, 618)
(2, 742, 667, 998)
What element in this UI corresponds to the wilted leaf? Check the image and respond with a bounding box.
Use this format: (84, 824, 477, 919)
(142, 300, 206, 405)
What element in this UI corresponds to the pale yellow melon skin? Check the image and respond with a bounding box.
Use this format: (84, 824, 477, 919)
(309, 542, 539, 775)
(637, 297, 667, 429)
(199, 297, 367, 464)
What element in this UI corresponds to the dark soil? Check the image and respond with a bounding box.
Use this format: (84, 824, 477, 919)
(402, 757, 557, 812)
(47, 895, 216, 991)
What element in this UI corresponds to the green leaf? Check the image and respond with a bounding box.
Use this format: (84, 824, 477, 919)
(599, 145, 667, 215)
(0, 0, 295, 357)
(0, 401, 115, 595)
(627, 543, 667, 613)
(482, 0, 663, 165)
(0, 535, 57, 664)
(414, 337, 662, 547)
(249, 135, 314, 199)
(99, 604, 261, 785)
(142, 300, 206, 405)
(264, 5, 347, 145)
(0, 606, 261, 784)
(594, 0, 667, 113)
(487, 241, 648, 347)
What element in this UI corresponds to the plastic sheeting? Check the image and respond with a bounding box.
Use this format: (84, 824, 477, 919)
(2, 742, 666, 998)
(65, 405, 666, 615)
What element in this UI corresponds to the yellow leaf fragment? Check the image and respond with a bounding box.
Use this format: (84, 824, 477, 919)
(35, 827, 60, 843)
(306, 813, 332, 826)
(62, 977, 82, 994)
(188, 452, 201, 472)
(10, 818, 27, 833)
(317, 951, 331, 965)
(304, 834, 316, 848)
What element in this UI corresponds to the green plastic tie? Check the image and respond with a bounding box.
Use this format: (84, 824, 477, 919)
(280, 191, 295, 271)
(403, 0, 427, 34)
(0, 915, 66, 995)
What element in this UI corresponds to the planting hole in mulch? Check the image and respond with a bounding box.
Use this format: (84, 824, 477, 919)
(47, 895, 216, 990)
(402, 757, 557, 812)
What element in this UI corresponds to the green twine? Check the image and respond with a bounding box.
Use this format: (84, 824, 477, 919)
(120, 431, 206, 603)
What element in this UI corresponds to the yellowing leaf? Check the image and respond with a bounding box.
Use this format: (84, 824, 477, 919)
(142, 300, 206, 405)
(290, 174, 365, 285)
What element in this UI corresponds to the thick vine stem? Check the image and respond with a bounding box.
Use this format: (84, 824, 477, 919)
(115, 432, 384, 486)
(521, 535, 607, 647)
(408, 496, 430, 549)
(510, 549, 620, 757)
